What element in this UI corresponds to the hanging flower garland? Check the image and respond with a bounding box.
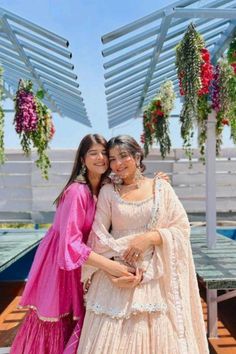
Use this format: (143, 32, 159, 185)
(211, 59, 236, 154)
(14, 80, 38, 154)
(14, 79, 55, 179)
(176, 23, 213, 161)
(197, 47, 214, 160)
(141, 80, 175, 158)
(0, 67, 5, 164)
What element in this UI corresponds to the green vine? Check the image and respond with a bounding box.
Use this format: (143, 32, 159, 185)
(216, 59, 235, 154)
(197, 95, 211, 162)
(32, 97, 52, 179)
(176, 23, 204, 161)
(230, 117, 236, 144)
(141, 81, 175, 158)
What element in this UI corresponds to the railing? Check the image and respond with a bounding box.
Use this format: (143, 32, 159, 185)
(0, 148, 235, 223)
(145, 147, 236, 215)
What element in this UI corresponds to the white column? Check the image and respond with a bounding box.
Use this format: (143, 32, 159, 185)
(206, 110, 217, 249)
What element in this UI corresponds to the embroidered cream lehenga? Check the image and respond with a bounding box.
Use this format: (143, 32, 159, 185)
(77, 178, 209, 354)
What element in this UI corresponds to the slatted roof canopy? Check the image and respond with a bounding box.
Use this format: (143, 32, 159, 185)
(0, 7, 91, 127)
(102, 0, 236, 128)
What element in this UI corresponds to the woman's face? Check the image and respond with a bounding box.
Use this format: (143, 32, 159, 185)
(84, 143, 108, 176)
(109, 145, 137, 179)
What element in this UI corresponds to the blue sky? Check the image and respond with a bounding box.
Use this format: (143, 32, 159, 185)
(1, 0, 234, 148)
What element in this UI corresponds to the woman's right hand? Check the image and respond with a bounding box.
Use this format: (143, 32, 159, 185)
(107, 260, 135, 278)
(107, 268, 143, 288)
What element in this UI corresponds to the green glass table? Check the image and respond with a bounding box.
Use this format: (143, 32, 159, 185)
(191, 227, 236, 338)
(0, 229, 45, 273)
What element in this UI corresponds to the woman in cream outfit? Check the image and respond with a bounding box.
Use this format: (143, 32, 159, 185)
(77, 135, 209, 354)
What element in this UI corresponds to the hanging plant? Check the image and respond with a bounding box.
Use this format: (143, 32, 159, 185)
(141, 80, 175, 158)
(210, 59, 236, 154)
(14, 79, 55, 179)
(227, 36, 236, 69)
(32, 97, 55, 179)
(14, 79, 38, 154)
(176, 23, 213, 161)
(197, 95, 212, 160)
(0, 67, 4, 164)
(197, 48, 214, 161)
(227, 37, 236, 146)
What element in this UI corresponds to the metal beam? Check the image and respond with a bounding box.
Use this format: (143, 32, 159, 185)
(42, 80, 82, 99)
(109, 114, 136, 128)
(11, 24, 72, 58)
(33, 62, 79, 87)
(107, 91, 142, 109)
(103, 17, 229, 68)
(108, 102, 139, 118)
(41, 76, 82, 96)
(106, 79, 145, 101)
(102, 0, 197, 43)
(22, 41, 73, 68)
(1, 15, 62, 115)
(0, 7, 69, 47)
(105, 63, 149, 88)
(174, 7, 236, 20)
(105, 72, 148, 92)
(102, 0, 232, 57)
(134, 10, 174, 116)
(211, 21, 236, 64)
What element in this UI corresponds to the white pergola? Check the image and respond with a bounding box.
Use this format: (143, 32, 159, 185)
(101, 0, 236, 249)
(0, 7, 91, 127)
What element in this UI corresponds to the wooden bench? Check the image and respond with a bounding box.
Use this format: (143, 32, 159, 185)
(191, 228, 236, 338)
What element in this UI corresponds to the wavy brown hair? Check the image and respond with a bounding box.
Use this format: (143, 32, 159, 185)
(54, 134, 107, 206)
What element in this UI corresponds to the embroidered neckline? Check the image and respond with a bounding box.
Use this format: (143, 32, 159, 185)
(112, 190, 153, 205)
(112, 177, 156, 205)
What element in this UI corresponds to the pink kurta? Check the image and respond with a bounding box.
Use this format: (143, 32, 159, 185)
(10, 182, 95, 354)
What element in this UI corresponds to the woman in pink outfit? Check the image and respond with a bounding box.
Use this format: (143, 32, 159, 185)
(10, 134, 136, 354)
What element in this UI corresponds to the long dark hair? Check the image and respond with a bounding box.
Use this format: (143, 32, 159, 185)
(55, 134, 107, 206)
(107, 135, 146, 172)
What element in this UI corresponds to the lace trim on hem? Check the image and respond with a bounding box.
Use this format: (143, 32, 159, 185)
(18, 305, 80, 322)
(85, 302, 168, 319)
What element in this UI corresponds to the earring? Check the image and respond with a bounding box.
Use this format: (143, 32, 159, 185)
(109, 172, 123, 191)
(76, 164, 87, 183)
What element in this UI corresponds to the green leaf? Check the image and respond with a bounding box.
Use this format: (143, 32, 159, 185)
(36, 89, 45, 99)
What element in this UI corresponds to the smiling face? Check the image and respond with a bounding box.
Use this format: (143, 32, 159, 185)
(108, 145, 138, 180)
(84, 143, 109, 176)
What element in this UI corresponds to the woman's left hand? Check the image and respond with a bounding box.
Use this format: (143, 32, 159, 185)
(123, 234, 152, 265)
(123, 231, 162, 265)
